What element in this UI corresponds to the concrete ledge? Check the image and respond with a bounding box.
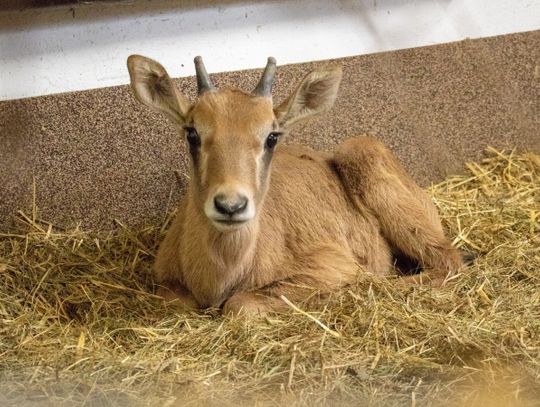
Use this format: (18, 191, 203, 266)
(1, 30, 539, 231)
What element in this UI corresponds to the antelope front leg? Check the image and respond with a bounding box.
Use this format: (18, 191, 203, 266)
(222, 291, 287, 317)
(156, 280, 199, 311)
(223, 243, 360, 317)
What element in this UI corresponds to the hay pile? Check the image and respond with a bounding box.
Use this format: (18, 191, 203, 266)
(1, 148, 539, 406)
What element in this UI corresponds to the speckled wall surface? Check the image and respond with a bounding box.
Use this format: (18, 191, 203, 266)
(1, 31, 539, 231)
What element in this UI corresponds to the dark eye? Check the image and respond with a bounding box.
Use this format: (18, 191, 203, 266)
(184, 127, 201, 147)
(265, 132, 281, 150)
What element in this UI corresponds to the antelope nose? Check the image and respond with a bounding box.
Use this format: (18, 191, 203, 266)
(214, 194, 248, 216)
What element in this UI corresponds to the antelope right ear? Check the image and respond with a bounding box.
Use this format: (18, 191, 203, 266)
(127, 55, 190, 126)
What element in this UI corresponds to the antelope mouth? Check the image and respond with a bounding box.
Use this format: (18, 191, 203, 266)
(215, 219, 248, 226)
(211, 218, 250, 232)
(204, 191, 256, 231)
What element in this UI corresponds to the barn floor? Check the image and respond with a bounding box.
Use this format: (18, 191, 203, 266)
(1, 148, 539, 407)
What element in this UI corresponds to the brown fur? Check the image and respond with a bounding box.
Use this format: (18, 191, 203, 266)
(127, 55, 464, 316)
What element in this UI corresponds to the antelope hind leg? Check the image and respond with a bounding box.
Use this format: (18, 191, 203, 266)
(334, 136, 464, 278)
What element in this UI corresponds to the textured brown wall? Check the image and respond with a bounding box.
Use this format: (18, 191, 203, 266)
(1, 30, 539, 231)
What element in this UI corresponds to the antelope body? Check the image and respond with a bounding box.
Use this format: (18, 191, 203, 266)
(127, 55, 463, 316)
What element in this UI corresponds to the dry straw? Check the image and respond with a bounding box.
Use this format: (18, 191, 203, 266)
(1, 148, 539, 406)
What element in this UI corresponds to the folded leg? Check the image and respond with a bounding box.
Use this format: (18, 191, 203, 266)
(333, 136, 463, 277)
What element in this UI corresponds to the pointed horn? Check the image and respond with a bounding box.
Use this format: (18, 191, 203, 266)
(194, 56, 215, 94)
(253, 57, 276, 97)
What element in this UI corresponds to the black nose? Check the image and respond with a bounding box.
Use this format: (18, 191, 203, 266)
(214, 194, 248, 216)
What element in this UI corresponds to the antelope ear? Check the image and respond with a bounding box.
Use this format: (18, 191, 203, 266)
(127, 55, 190, 126)
(274, 66, 342, 130)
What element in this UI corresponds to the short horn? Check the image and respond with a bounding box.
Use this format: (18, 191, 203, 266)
(194, 56, 215, 94)
(253, 57, 276, 97)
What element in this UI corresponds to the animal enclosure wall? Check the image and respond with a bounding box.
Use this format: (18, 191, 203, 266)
(1, 30, 539, 231)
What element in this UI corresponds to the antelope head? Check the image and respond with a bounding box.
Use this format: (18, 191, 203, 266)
(127, 55, 342, 232)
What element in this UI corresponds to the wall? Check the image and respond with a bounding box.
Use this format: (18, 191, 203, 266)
(1, 0, 539, 100)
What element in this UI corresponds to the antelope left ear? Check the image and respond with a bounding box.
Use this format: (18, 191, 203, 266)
(274, 65, 342, 129)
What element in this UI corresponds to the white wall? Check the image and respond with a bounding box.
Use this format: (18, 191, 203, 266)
(1, 0, 539, 101)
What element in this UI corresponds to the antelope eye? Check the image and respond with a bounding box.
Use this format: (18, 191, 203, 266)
(265, 132, 281, 150)
(184, 127, 200, 147)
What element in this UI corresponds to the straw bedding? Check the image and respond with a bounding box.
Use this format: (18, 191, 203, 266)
(1, 148, 539, 406)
